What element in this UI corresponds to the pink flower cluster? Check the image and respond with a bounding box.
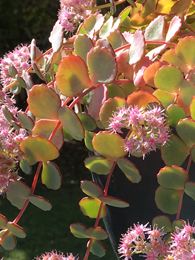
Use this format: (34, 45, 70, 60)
(0, 44, 30, 87)
(35, 251, 78, 260)
(58, 0, 92, 32)
(108, 105, 169, 158)
(118, 223, 195, 260)
(0, 90, 26, 193)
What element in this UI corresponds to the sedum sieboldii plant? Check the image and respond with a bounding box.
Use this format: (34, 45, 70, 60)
(0, 0, 195, 259)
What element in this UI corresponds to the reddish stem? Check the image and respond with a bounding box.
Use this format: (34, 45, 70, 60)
(176, 155, 192, 220)
(83, 162, 116, 260)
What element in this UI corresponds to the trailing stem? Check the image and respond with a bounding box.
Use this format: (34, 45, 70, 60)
(176, 155, 192, 220)
(83, 162, 117, 260)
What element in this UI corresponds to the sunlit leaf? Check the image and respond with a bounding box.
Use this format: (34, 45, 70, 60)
(171, 0, 192, 15)
(129, 30, 144, 65)
(108, 30, 126, 50)
(77, 113, 96, 131)
(42, 162, 62, 190)
(56, 55, 92, 97)
(17, 112, 34, 130)
(165, 16, 182, 42)
(176, 119, 195, 147)
(153, 89, 176, 108)
(127, 90, 159, 107)
(49, 20, 63, 52)
(144, 16, 165, 41)
(92, 131, 126, 159)
(85, 156, 114, 175)
(166, 104, 185, 126)
(29, 195, 52, 211)
(27, 84, 61, 119)
(155, 187, 180, 214)
(143, 61, 161, 87)
(20, 136, 59, 165)
(74, 35, 93, 62)
(99, 16, 113, 38)
(117, 158, 141, 183)
(79, 197, 106, 218)
(84, 131, 94, 152)
(190, 97, 195, 120)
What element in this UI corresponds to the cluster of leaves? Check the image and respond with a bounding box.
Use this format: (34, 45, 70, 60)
(0, 0, 195, 259)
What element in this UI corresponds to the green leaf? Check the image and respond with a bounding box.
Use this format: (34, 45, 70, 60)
(179, 80, 195, 106)
(77, 113, 96, 131)
(184, 182, 195, 200)
(79, 197, 106, 219)
(74, 34, 93, 62)
(153, 89, 176, 108)
(90, 240, 106, 258)
(20, 136, 59, 165)
(84, 156, 114, 175)
(29, 195, 52, 211)
(70, 223, 88, 239)
(99, 16, 114, 38)
(106, 84, 126, 98)
(19, 159, 32, 175)
(58, 107, 84, 141)
(176, 118, 195, 147)
(84, 131, 94, 152)
(56, 55, 92, 97)
(6, 181, 30, 209)
(161, 135, 189, 166)
(190, 97, 195, 120)
(157, 165, 188, 190)
(108, 30, 126, 50)
(0, 214, 8, 229)
(7, 222, 26, 238)
(27, 84, 61, 119)
(100, 195, 129, 208)
(92, 131, 126, 159)
(117, 158, 141, 183)
(154, 65, 183, 92)
(86, 226, 108, 240)
(0, 231, 17, 250)
(144, 15, 165, 41)
(167, 104, 185, 126)
(190, 147, 195, 163)
(87, 45, 117, 83)
(99, 97, 126, 128)
(80, 181, 103, 198)
(42, 162, 62, 190)
(17, 112, 34, 130)
(152, 215, 172, 233)
(155, 187, 180, 214)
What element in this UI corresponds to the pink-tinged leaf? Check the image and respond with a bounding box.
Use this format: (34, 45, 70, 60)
(166, 16, 182, 42)
(88, 85, 107, 120)
(49, 20, 64, 52)
(133, 57, 151, 87)
(144, 16, 165, 41)
(146, 45, 166, 61)
(129, 30, 145, 65)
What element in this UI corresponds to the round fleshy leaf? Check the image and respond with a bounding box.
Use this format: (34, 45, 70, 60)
(49, 20, 63, 52)
(155, 187, 180, 214)
(175, 36, 195, 69)
(79, 197, 106, 219)
(92, 131, 126, 159)
(29, 195, 52, 211)
(129, 30, 144, 65)
(74, 34, 93, 62)
(80, 181, 103, 198)
(70, 223, 88, 239)
(154, 65, 183, 92)
(77, 113, 96, 131)
(100, 195, 129, 208)
(157, 165, 188, 190)
(161, 49, 183, 68)
(167, 104, 185, 126)
(0, 231, 17, 250)
(17, 112, 34, 130)
(86, 227, 108, 240)
(7, 222, 26, 238)
(143, 61, 161, 87)
(190, 97, 195, 120)
(106, 84, 126, 99)
(176, 119, 195, 147)
(56, 55, 91, 97)
(152, 215, 172, 233)
(144, 15, 165, 41)
(85, 156, 114, 175)
(99, 16, 113, 38)
(19, 159, 32, 175)
(20, 136, 59, 165)
(32, 119, 64, 149)
(172, 219, 185, 230)
(153, 89, 176, 108)
(58, 107, 84, 141)
(184, 182, 195, 201)
(161, 135, 189, 166)
(6, 181, 30, 209)
(191, 147, 195, 163)
(27, 84, 61, 119)
(117, 158, 141, 183)
(99, 97, 126, 128)
(42, 162, 62, 190)
(90, 240, 106, 257)
(84, 131, 94, 152)
(0, 214, 8, 229)
(127, 91, 159, 107)
(179, 80, 195, 107)
(87, 46, 117, 84)
(108, 30, 126, 50)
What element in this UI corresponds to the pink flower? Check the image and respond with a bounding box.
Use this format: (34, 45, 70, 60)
(0, 44, 30, 87)
(58, 0, 92, 32)
(108, 105, 169, 158)
(35, 251, 78, 260)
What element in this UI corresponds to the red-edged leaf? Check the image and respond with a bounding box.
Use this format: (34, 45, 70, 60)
(144, 16, 165, 41)
(129, 30, 144, 65)
(165, 16, 182, 42)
